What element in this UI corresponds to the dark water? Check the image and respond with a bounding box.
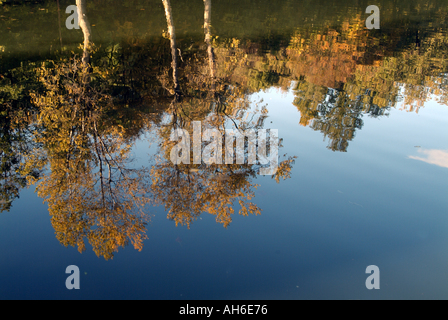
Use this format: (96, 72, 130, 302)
(0, 0, 447, 299)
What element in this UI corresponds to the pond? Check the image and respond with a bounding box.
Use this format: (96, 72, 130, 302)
(0, 0, 447, 299)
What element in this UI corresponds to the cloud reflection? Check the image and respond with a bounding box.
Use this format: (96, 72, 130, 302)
(409, 149, 448, 169)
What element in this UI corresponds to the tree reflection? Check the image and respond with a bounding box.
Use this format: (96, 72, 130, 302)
(293, 81, 389, 152)
(288, 17, 447, 151)
(77, 0, 92, 67)
(23, 4, 152, 259)
(204, 0, 216, 80)
(150, 105, 295, 228)
(149, 1, 296, 227)
(162, 0, 181, 97)
(28, 58, 151, 260)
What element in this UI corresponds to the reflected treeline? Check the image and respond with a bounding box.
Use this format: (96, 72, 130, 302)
(284, 13, 448, 150)
(1, 0, 447, 258)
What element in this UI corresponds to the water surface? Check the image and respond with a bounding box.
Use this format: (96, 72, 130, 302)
(0, 0, 447, 299)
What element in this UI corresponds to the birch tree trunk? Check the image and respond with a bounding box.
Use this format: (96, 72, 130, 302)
(76, 0, 92, 67)
(162, 0, 181, 97)
(204, 0, 216, 80)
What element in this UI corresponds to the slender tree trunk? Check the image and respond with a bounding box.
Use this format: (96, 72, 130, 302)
(76, 0, 92, 68)
(203, 0, 215, 80)
(162, 0, 181, 97)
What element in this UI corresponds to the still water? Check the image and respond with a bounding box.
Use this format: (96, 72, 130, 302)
(0, 0, 447, 299)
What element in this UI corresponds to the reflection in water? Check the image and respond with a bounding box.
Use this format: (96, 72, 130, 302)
(203, 0, 216, 80)
(26, 4, 152, 260)
(29, 59, 151, 259)
(409, 149, 448, 169)
(77, 0, 92, 67)
(293, 83, 389, 152)
(1, 0, 447, 259)
(151, 99, 295, 228)
(0, 99, 39, 212)
(162, 0, 181, 97)
(153, 0, 295, 228)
